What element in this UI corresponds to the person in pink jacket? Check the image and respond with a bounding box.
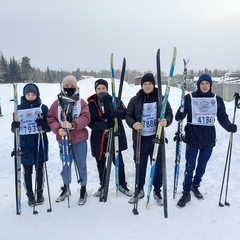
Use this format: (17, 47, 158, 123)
(47, 75, 90, 206)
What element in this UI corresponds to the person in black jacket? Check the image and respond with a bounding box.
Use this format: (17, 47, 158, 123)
(11, 83, 50, 207)
(175, 74, 237, 208)
(125, 73, 173, 205)
(87, 79, 133, 197)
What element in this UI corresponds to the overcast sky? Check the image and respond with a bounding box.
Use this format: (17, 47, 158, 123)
(1, 0, 240, 75)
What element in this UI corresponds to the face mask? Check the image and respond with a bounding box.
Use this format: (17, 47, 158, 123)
(64, 88, 75, 97)
(97, 92, 107, 100)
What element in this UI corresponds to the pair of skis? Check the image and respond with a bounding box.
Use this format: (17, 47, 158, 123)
(12, 84, 22, 215)
(173, 59, 189, 199)
(99, 54, 126, 202)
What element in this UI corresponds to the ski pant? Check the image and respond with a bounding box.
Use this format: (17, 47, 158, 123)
(60, 140, 87, 187)
(95, 150, 126, 187)
(183, 144, 213, 192)
(23, 163, 44, 193)
(133, 136, 162, 190)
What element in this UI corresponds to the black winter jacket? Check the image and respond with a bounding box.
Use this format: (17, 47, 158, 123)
(126, 88, 173, 142)
(175, 90, 232, 148)
(87, 93, 127, 160)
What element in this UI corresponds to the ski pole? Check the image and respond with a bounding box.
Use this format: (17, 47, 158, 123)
(218, 93, 239, 207)
(99, 128, 114, 202)
(33, 133, 41, 215)
(38, 122, 52, 212)
(132, 115, 142, 215)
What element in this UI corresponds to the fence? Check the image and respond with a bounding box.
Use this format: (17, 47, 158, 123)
(212, 83, 240, 102)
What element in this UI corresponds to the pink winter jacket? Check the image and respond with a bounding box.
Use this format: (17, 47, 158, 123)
(47, 98, 90, 144)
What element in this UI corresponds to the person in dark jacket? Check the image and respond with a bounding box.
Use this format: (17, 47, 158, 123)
(87, 79, 133, 197)
(11, 83, 50, 207)
(175, 74, 237, 208)
(126, 73, 173, 205)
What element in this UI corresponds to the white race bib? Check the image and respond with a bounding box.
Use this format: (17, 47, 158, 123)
(141, 102, 157, 136)
(191, 94, 217, 126)
(18, 107, 42, 135)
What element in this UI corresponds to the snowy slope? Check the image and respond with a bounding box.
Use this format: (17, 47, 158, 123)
(0, 79, 240, 240)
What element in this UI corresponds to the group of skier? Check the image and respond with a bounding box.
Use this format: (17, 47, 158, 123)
(11, 72, 237, 210)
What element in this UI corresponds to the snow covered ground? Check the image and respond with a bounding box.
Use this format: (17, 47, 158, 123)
(0, 78, 240, 240)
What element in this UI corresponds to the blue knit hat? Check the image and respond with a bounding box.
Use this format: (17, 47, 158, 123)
(23, 83, 39, 97)
(197, 74, 212, 90)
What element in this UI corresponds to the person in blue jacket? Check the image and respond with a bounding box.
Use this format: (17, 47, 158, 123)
(175, 74, 237, 208)
(11, 83, 50, 207)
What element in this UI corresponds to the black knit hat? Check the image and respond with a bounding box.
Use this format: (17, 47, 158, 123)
(94, 79, 108, 91)
(141, 73, 155, 86)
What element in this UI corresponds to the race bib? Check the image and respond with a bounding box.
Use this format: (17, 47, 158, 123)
(141, 102, 157, 136)
(191, 94, 217, 126)
(18, 107, 42, 135)
(58, 100, 81, 123)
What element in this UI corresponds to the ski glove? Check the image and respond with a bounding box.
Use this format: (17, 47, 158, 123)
(108, 119, 115, 129)
(227, 124, 237, 133)
(175, 111, 185, 121)
(11, 121, 20, 129)
(35, 118, 48, 129)
(109, 109, 125, 118)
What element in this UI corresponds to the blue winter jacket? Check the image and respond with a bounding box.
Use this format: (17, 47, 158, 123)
(15, 91, 50, 165)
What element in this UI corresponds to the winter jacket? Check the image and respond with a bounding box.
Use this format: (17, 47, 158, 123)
(126, 88, 173, 142)
(16, 95, 50, 165)
(87, 93, 127, 160)
(47, 94, 90, 145)
(175, 90, 232, 148)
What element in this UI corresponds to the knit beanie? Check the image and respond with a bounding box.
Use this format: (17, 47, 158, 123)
(23, 83, 39, 97)
(94, 79, 108, 91)
(197, 74, 212, 90)
(141, 73, 155, 86)
(62, 75, 78, 89)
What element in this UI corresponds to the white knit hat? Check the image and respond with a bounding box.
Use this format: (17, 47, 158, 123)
(62, 75, 78, 88)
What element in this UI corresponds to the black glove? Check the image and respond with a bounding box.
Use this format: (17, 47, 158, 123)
(102, 111, 109, 120)
(11, 121, 20, 129)
(109, 109, 123, 118)
(108, 119, 115, 129)
(175, 111, 185, 121)
(35, 118, 47, 129)
(227, 124, 237, 133)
